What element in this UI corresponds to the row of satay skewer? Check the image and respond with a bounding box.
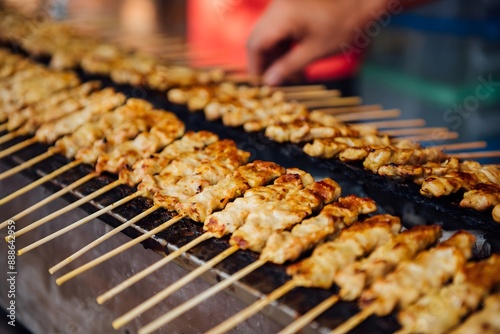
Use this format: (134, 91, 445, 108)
(2, 8, 500, 225)
(2, 40, 499, 227)
(0, 7, 500, 221)
(0, 8, 500, 227)
(1, 48, 500, 334)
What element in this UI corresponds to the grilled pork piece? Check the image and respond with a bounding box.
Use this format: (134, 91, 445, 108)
(204, 169, 314, 238)
(119, 131, 219, 186)
(451, 292, 500, 334)
(287, 214, 401, 289)
(398, 254, 500, 334)
(336, 225, 442, 301)
(261, 195, 378, 264)
(175, 161, 285, 222)
(359, 231, 475, 316)
(230, 178, 341, 252)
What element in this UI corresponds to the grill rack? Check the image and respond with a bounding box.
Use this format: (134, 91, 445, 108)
(1, 45, 499, 333)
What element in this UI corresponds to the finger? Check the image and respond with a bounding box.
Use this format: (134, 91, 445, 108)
(247, 26, 289, 77)
(262, 41, 320, 86)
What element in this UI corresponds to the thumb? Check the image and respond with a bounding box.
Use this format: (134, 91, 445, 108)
(262, 41, 320, 86)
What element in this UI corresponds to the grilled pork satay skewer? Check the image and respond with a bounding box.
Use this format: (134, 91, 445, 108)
(0, 99, 186, 229)
(8, 99, 184, 237)
(460, 183, 500, 211)
(421, 163, 500, 197)
(397, 254, 500, 334)
(145, 213, 397, 334)
(0, 88, 127, 204)
(451, 292, 500, 334)
(331, 231, 476, 334)
(106, 170, 311, 305)
(0, 81, 103, 180)
(0, 86, 125, 163)
(0, 94, 143, 202)
(19, 137, 245, 254)
(138, 179, 341, 333)
(493, 203, 500, 222)
(107, 170, 313, 325)
(202, 199, 380, 333)
(45, 135, 248, 271)
(279, 225, 443, 334)
(15, 131, 218, 239)
(5, 80, 101, 134)
(0, 68, 80, 123)
(277, 225, 443, 334)
(53, 161, 284, 283)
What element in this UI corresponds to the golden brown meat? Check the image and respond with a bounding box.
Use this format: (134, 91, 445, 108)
(287, 214, 401, 289)
(261, 195, 378, 264)
(359, 231, 475, 316)
(421, 171, 494, 197)
(377, 157, 459, 184)
(265, 119, 360, 143)
(493, 203, 500, 223)
(0, 69, 80, 121)
(223, 100, 302, 129)
(336, 225, 442, 301)
(151, 142, 250, 210)
(363, 147, 446, 173)
(460, 183, 500, 211)
(398, 254, 500, 334)
(175, 161, 285, 222)
(230, 178, 342, 252)
(303, 135, 391, 159)
(9, 81, 101, 133)
(204, 169, 314, 238)
(94, 109, 185, 173)
(35, 88, 126, 143)
(119, 131, 219, 186)
(451, 293, 500, 334)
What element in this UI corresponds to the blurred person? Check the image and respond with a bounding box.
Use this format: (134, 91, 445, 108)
(188, 0, 364, 92)
(247, 0, 433, 86)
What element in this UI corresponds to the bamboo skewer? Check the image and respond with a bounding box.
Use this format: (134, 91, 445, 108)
(0, 137, 37, 159)
(49, 205, 162, 274)
(451, 150, 500, 159)
(274, 85, 326, 93)
(392, 131, 459, 143)
(0, 150, 59, 182)
(361, 118, 425, 129)
(336, 109, 400, 122)
(97, 232, 214, 305)
(0, 159, 80, 206)
(284, 90, 340, 101)
(0, 172, 98, 230)
(111, 245, 239, 329)
(329, 304, 377, 334)
(138, 259, 267, 334)
(383, 127, 448, 137)
(0, 130, 20, 145)
(303, 96, 362, 109)
(17, 192, 142, 255)
(206, 280, 300, 334)
(6, 180, 123, 241)
(54, 212, 183, 284)
(278, 295, 341, 334)
(313, 104, 383, 115)
(430, 141, 487, 151)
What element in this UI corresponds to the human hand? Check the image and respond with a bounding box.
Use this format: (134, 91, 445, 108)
(247, 0, 389, 86)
